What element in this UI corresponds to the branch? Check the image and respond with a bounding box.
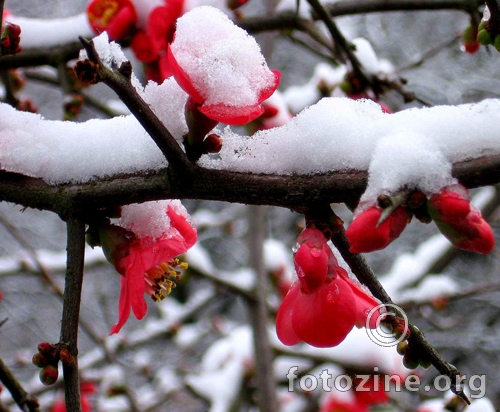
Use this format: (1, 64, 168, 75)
(306, 205, 471, 404)
(77, 37, 193, 172)
(1, 151, 500, 216)
(0, 357, 40, 412)
(59, 217, 86, 412)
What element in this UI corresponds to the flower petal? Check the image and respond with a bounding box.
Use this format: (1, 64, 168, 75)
(257, 70, 281, 103)
(276, 283, 302, 346)
(110, 276, 131, 334)
(199, 102, 264, 125)
(167, 206, 198, 249)
(292, 277, 356, 347)
(167, 46, 205, 104)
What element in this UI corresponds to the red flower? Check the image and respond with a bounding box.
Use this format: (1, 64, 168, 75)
(345, 205, 409, 253)
(98, 201, 197, 334)
(321, 396, 369, 412)
(276, 228, 380, 348)
(167, 6, 281, 125)
(428, 185, 495, 254)
(130, 1, 184, 64)
(353, 375, 390, 406)
(51, 382, 97, 412)
(87, 0, 137, 41)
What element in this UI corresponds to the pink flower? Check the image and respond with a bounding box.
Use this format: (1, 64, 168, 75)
(428, 184, 495, 254)
(167, 6, 280, 125)
(87, 0, 137, 41)
(97, 201, 197, 334)
(345, 205, 409, 253)
(276, 228, 380, 348)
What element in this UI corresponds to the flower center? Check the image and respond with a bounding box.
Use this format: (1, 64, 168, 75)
(145, 259, 188, 302)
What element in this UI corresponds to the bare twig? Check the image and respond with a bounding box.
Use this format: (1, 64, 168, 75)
(0, 357, 40, 412)
(78, 37, 193, 173)
(59, 217, 86, 412)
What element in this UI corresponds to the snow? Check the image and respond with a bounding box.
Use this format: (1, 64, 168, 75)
(8, 13, 93, 48)
(79, 32, 129, 70)
(170, 6, 276, 107)
(396, 275, 459, 303)
(143, 78, 189, 142)
(283, 63, 347, 114)
(186, 326, 254, 412)
(119, 199, 188, 240)
(200, 97, 500, 202)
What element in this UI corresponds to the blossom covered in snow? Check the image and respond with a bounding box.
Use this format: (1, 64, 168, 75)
(168, 6, 281, 125)
(93, 200, 197, 334)
(276, 228, 381, 348)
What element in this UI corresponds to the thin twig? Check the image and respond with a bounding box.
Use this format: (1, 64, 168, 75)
(59, 217, 86, 412)
(306, 0, 369, 85)
(78, 37, 193, 173)
(304, 205, 471, 404)
(0, 357, 40, 412)
(0, 213, 112, 360)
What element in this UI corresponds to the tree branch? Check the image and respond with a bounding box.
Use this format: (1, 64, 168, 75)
(78, 37, 193, 173)
(0, 357, 40, 412)
(0, 152, 500, 217)
(59, 217, 86, 412)
(305, 205, 471, 404)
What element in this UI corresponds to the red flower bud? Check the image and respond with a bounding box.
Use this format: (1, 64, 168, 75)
(59, 347, 76, 366)
(345, 205, 409, 253)
(203, 134, 223, 153)
(32, 353, 48, 368)
(39, 365, 59, 386)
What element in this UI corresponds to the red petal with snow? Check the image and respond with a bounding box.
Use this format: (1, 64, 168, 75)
(167, 46, 205, 104)
(258, 70, 281, 103)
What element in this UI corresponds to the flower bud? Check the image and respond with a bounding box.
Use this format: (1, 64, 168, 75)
(477, 29, 492, 45)
(59, 347, 76, 366)
(39, 365, 59, 386)
(37, 342, 54, 356)
(396, 340, 408, 356)
(203, 133, 223, 153)
(32, 353, 48, 368)
(403, 353, 419, 370)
